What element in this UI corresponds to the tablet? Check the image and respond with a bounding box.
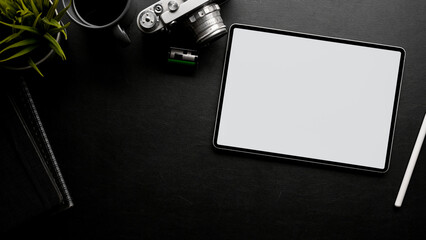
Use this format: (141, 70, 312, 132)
(213, 24, 405, 172)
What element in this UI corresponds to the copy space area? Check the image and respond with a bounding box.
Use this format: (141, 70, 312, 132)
(217, 28, 402, 169)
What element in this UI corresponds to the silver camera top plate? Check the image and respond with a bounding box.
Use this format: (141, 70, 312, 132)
(137, 0, 209, 32)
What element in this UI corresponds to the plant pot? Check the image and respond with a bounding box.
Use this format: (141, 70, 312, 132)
(0, 1, 67, 76)
(4, 30, 62, 72)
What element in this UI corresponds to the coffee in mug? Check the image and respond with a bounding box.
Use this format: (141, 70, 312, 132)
(73, 0, 128, 26)
(62, 0, 133, 45)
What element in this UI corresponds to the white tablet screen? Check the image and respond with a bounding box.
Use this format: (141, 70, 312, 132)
(214, 24, 404, 172)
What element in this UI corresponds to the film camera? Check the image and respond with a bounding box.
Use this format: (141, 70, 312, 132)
(136, 0, 229, 45)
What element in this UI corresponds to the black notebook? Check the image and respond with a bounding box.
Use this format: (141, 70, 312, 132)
(0, 80, 73, 232)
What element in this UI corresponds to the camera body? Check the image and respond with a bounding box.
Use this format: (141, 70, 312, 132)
(136, 0, 228, 45)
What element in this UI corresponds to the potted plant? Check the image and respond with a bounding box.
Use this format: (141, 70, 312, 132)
(0, 0, 71, 77)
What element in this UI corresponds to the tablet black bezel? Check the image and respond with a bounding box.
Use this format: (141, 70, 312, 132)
(213, 23, 405, 173)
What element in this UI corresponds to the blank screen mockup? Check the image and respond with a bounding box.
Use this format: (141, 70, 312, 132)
(214, 24, 404, 172)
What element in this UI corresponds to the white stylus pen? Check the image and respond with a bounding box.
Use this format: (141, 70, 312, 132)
(395, 113, 426, 207)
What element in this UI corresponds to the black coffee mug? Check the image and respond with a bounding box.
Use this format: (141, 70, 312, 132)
(62, 0, 133, 45)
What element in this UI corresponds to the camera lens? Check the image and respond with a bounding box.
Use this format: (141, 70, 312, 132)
(186, 4, 227, 45)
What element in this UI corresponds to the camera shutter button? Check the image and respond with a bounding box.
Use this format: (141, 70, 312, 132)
(168, 1, 179, 12)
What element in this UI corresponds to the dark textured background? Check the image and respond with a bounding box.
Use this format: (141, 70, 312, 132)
(5, 0, 426, 239)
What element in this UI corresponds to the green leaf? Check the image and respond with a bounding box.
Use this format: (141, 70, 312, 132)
(43, 32, 66, 60)
(0, 1, 19, 20)
(21, 10, 34, 20)
(35, 0, 43, 12)
(0, 38, 38, 55)
(42, 17, 69, 39)
(28, 57, 44, 77)
(16, 9, 32, 18)
(48, 22, 70, 40)
(42, 17, 62, 28)
(29, 0, 40, 16)
(46, 0, 59, 20)
(0, 30, 23, 45)
(33, 13, 42, 27)
(19, 0, 30, 12)
(0, 21, 39, 34)
(16, 1, 34, 21)
(43, 0, 50, 10)
(0, 44, 37, 62)
(55, 0, 72, 21)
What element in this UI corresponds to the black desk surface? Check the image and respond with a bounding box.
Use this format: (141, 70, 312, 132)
(5, 0, 426, 239)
